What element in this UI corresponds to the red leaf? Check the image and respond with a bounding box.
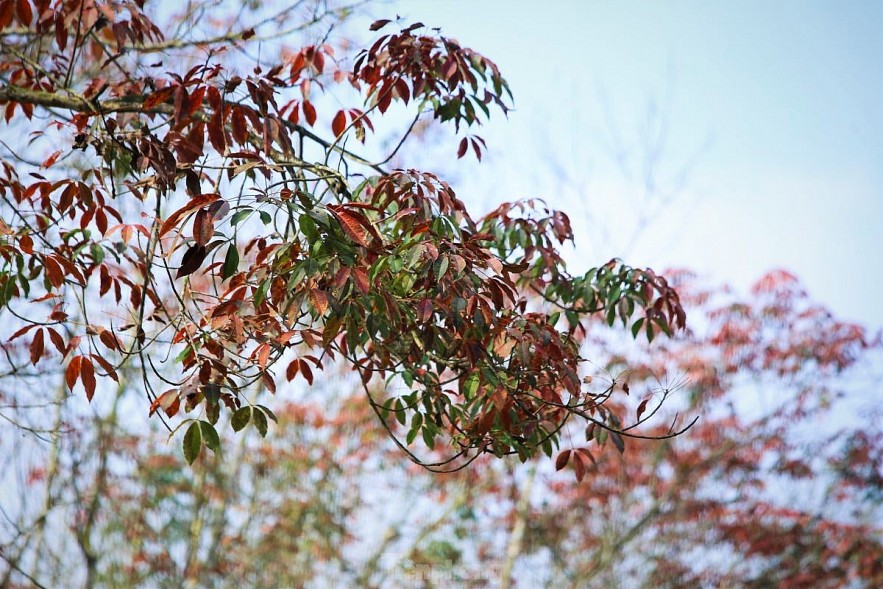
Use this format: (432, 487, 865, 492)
(309, 289, 329, 315)
(369, 19, 391, 31)
(353, 267, 370, 294)
(47, 328, 65, 356)
(299, 358, 313, 385)
(208, 109, 227, 154)
(43, 256, 64, 289)
(80, 357, 96, 401)
(144, 86, 175, 110)
(176, 244, 208, 278)
(573, 453, 586, 482)
(15, 0, 32, 26)
(159, 193, 220, 238)
(329, 207, 370, 247)
(65, 355, 82, 390)
(555, 449, 571, 471)
(286, 357, 300, 381)
(192, 208, 214, 247)
(417, 298, 433, 323)
(302, 100, 317, 126)
(29, 328, 43, 365)
(636, 398, 649, 421)
(457, 137, 468, 159)
(262, 372, 276, 394)
(332, 110, 347, 137)
(231, 106, 248, 144)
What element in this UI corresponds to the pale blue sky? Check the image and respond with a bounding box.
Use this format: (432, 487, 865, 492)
(385, 1, 883, 328)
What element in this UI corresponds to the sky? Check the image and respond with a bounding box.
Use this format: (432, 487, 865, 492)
(383, 0, 883, 329)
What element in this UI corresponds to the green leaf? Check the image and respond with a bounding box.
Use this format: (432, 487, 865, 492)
(199, 421, 221, 453)
(257, 405, 278, 423)
(222, 244, 239, 279)
(183, 421, 202, 464)
(259, 210, 272, 225)
(631, 317, 645, 339)
(231, 406, 252, 432)
(230, 208, 252, 226)
(253, 406, 269, 437)
(422, 425, 435, 449)
(254, 278, 271, 307)
(299, 214, 319, 242)
(610, 431, 625, 454)
(463, 373, 479, 399)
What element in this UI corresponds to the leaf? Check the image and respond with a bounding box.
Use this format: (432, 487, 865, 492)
(159, 194, 220, 238)
(192, 208, 214, 246)
(199, 421, 221, 453)
(329, 207, 370, 247)
(555, 449, 571, 471)
(610, 431, 625, 454)
(302, 100, 317, 126)
(183, 422, 202, 464)
(332, 109, 347, 137)
(417, 298, 433, 323)
(369, 18, 391, 31)
(231, 106, 248, 144)
(285, 358, 300, 381)
(176, 245, 207, 278)
(352, 267, 370, 294)
(208, 109, 227, 154)
(29, 328, 44, 365)
(222, 243, 239, 279)
(573, 454, 586, 482)
(309, 289, 328, 315)
(253, 407, 269, 437)
(231, 406, 252, 432)
(636, 398, 649, 421)
(463, 373, 479, 398)
(80, 357, 96, 401)
(65, 355, 82, 390)
(457, 137, 468, 158)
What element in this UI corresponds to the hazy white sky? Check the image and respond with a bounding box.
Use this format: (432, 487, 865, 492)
(385, 1, 883, 329)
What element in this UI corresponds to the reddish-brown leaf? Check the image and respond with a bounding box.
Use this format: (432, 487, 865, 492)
(256, 342, 271, 369)
(262, 372, 276, 394)
(636, 398, 649, 421)
(302, 100, 317, 126)
(43, 256, 64, 289)
(353, 267, 370, 294)
(208, 109, 227, 154)
(573, 453, 586, 482)
(192, 208, 214, 246)
(299, 358, 313, 385)
(144, 86, 175, 110)
(285, 357, 300, 381)
(29, 328, 44, 365)
(159, 193, 219, 238)
(329, 207, 370, 247)
(176, 244, 207, 278)
(19, 234, 32, 254)
(65, 355, 82, 390)
(555, 449, 571, 471)
(47, 327, 65, 356)
(332, 109, 347, 137)
(15, 0, 32, 26)
(457, 137, 468, 159)
(231, 106, 248, 144)
(91, 354, 119, 382)
(80, 357, 96, 401)
(417, 298, 433, 323)
(309, 289, 329, 315)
